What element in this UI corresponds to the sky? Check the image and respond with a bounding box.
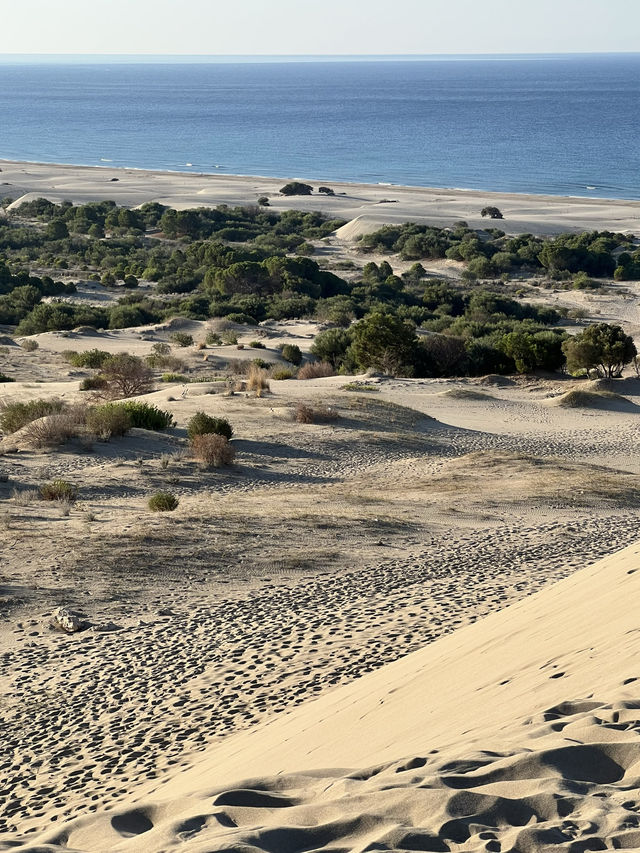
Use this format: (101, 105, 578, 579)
(0, 0, 639, 56)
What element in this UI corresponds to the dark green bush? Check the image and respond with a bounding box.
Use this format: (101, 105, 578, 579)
(0, 373, 15, 383)
(107, 401, 175, 431)
(280, 343, 303, 365)
(186, 412, 233, 441)
(148, 491, 179, 512)
(280, 182, 313, 196)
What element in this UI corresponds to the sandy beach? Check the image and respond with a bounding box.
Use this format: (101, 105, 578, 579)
(2, 159, 640, 236)
(1, 159, 640, 852)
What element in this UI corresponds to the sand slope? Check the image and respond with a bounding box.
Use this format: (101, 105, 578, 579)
(9, 538, 640, 852)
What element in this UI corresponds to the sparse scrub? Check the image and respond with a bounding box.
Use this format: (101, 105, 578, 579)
(294, 403, 339, 424)
(161, 372, 189, 383)
(22, 408, 85, 448)
(40, 480, 78, 502)
(12, 488, 39, 505)
(170, 332, 194, 347)
(148, 491, 179, 512)
(101, 353, 153, 398)
(246, 363, 270, 395)
(249, 340, 265, 349)
(80, 375, 109, 391)
(220, 331, 238, 346)
(187, 412, 233, 441)
(297, 361, 335, 380)
(191, 433, 236, 467)
(0, 398, 66, 434)
(205, 332, 222, 346)
(20, 339, 39, 352)
(0, 373, 15, 383)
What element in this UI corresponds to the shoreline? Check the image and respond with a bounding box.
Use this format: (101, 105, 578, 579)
(1, 159, 639, 236)
(3, 156, 640, 204)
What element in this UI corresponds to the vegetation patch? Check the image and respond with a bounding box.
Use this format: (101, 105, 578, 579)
(148, 491, 179, 512)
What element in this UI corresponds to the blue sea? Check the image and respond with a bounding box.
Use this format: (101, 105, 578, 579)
(0, 54, 639, 199)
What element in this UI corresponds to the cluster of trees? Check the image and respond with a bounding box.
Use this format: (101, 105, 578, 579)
(310, 286, 567, 377)
(2, 199, 638, 381)
(360, 223, 634, 281)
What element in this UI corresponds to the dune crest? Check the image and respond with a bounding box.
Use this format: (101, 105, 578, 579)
(10, 540, 640, 852)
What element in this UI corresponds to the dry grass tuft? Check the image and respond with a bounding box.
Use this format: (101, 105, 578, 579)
(22, 407, 86, 448)
(297, 361, 335, 380)
(246, 364, 270, 396)
(294, 403, 339, 424)
(191, 433, 236, 467)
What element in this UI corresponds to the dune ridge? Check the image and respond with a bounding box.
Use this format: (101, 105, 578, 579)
(7, 539, 640, 853)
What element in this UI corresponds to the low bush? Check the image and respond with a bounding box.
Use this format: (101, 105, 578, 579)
(64, 349, 110, 368)
(40, 480, 78, 502)
(161, 373, 189, 383)
(280, 343, 303, 365)
(191, 433, 236, 467)
(186, 412, 233, 441)
(249, 340, 265, 349)
(0, 398, 66, 434)
(246, 363, 270, 395)
(148, 491, 179, 512)
(297, 361, 335, 380)
(170, 332, 194, 347)
(91, 400, 175, 433)
(0, 373, 15, 383)
(205, 332, 222, 346)
(221, 331, 238, 345)
(80, 375, 109, 391)
(86, 404, 132, 439)
(21, 339, 39, 352)
(271, 367, 297, 380)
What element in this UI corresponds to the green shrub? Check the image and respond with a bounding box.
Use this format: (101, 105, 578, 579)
(86, 404, 132, 439)
(249, 340, 266, 348)
(0, 398, 66, 434)
(0, 373, 15, 383)
(161, 373, 189, 383)
(221, 331, 238, 345)
(40, 480, 78, 502)
(148, 491, 179, 512)
(205, 332, 222, 346)
(21, 339, 39, 352)
(271, 367, 297, 380)
(187, 412, 233, 441)
(251, 358, 270, 369)
(105, 401, 174, 431)
(64, 349, 110, 368)
(170, 332, 194, 347)
(280, 343, 303, 365)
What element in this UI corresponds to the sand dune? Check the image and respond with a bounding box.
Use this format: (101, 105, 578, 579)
(8, 539, 640, 852)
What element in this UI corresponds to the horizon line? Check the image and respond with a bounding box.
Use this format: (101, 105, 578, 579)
(0, 50, 638, 63)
